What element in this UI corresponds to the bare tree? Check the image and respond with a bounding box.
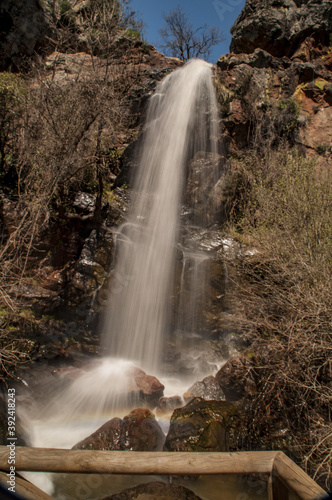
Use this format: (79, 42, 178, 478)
(159, 6, 224, 61)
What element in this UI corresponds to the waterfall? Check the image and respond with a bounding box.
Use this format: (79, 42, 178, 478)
(102, 59, 219, 372)
(18, 64, 221, 495)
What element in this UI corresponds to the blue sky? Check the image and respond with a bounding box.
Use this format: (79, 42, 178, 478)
(130, 0, 246, 63)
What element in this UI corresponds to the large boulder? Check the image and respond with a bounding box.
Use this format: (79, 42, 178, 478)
(230, 0, 332, 58)
(164, 397, 238, 452)
(215, 356, 257, 402)
(72, 417, 123, 451)
(103, 481, 203, 500)
(73, 408, 165, 451)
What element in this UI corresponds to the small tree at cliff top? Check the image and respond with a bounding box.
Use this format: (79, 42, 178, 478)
(159, 6, 224, 61)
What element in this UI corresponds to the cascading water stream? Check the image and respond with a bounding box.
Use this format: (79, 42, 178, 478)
(18, 60, 226, 497)
(102, 59, 219, 372)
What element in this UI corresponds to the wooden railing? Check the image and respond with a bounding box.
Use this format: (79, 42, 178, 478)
(0, 447, 327, 500)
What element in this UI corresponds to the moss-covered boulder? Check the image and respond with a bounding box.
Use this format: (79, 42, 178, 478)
(164, 397, 239, 452)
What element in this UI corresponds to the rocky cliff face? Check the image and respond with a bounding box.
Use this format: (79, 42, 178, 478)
(0, 0, 52, 71)
(231, 0, 332, 58)
(216, 0, 332, 157)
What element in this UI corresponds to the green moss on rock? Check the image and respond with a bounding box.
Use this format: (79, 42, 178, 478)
(164, 397, 239, 452)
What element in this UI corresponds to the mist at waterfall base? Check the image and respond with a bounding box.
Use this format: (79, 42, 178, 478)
(19, 60, 243, 498)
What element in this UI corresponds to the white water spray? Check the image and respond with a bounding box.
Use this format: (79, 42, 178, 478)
(102, 59, 219, 372)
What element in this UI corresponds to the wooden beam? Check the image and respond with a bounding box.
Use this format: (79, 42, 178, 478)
(0, 471, 53, 500)
(0, 447, 277, 475)
(272, 452, 327, 500)
(0, 446, 326, 500)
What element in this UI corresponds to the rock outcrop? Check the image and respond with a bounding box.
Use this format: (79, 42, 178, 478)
(0, 0, 51, 71)
(215, 41, 332, 156)
(230, 0, 332, 58)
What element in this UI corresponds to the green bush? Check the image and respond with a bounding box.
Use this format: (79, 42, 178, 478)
(59, 0, 75, 26)
(125, 28, 141, 40)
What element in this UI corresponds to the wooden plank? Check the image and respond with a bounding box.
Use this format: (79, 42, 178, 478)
(272, 474, 289, 500)
(0, 471, 53, 500)
(0, 447, 277, 475)
(272, 452, 326, 500)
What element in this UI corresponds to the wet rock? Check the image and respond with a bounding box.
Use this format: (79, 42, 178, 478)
(184, 375, 225, 402)
(72, 417, 122, 451)
(215, 356, 257, 402)
(73, 408, 165, 451)
(164, 397, 238, 452)
(70, 229, 112, 294)
(103, 481, 203, 500)
(121, 408, 165, 451)
(156, 396, 183, 416)
(184, 152, 224, 225)
(72, 192, 97, 214)
(67, 228, 113, 320)
(128, 367, 165, 407)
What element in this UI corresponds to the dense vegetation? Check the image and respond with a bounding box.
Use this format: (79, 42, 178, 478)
(225, 148, 331, 487)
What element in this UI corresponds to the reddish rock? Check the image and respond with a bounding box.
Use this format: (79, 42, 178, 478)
(216, 28, 332, 159)
(230, 0, 332, 59)
(72, 418, 122, 451)
(121, 408, 165, 451)
(128, 367, 165, 407)
(72, 408, 165, 451)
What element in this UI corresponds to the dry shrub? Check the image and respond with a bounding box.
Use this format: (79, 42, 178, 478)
(227, 149, 332, 488)
(0, 51, 145, 379)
